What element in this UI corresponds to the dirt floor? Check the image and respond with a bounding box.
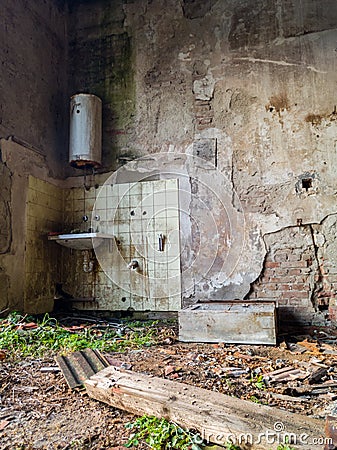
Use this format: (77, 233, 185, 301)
(1, 320, 337, 449)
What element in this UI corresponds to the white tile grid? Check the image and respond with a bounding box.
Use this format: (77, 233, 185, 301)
(96, 209, 107, 222)
(97, 184, 107, 198)
(134, 198, 147, 301)
(168, 294, 181, 311)
(155, 297, 170, 311)
(145, 184, 163, 305)
(61, 179, 181, 311)
(130, 295, 144, 310)
(106, 197, 120, 214)
(107, 184, 117, 198)
(147, 181, 177, 308)
(94, 196, 106, 211)
(130, 274, 146, 300)
(140, 180, 154, 196)
(86, 186, 99, 200)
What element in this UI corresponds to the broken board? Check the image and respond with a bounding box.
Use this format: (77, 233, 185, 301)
(85, 366, 323, 450)
(179, 301, 277, 345)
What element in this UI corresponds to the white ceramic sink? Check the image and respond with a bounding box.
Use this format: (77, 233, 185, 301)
(48, 233, 114, 250)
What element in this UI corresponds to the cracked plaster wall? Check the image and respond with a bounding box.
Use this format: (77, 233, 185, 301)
(86, 0, 337, 320)
(2, 0, 337, 319)
(0, 0, 68, 312)
(0, 162, 11, 312)
(0, 138, 65, 313)
(0, 0, 68, 177)
(66, 0, 337, 320)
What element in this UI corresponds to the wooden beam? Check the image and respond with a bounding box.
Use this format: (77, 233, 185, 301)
(85, 366, 324, 449)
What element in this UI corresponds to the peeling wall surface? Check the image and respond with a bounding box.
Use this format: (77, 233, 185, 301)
(0, 0, 68, 176)
(0, 162, 11, 311)
(68, 0, 136, 172)
(1, 0, 337, 323)
(24, 177, 63, 314)
(112, 0, 336, 323)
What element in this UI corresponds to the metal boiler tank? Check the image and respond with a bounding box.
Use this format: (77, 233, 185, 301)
(69, 93, 102, 169)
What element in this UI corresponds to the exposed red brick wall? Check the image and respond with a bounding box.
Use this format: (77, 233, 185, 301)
(247, 227, 325, 324)
(250, 249, 313, 304)
(247, 221, 337, 324)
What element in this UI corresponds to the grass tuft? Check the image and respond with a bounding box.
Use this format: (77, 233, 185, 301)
(0, 312, 157, 357)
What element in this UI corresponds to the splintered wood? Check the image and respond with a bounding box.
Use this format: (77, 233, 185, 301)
(84, 366, 324, 450)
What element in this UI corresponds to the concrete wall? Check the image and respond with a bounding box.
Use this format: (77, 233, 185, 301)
(0, 0, 68, 312)
(1, 0, 337, 323)
(0, 0, 68, 176)
(24, 176, 63, 314)
(0, 138, 63, 313)
(68, 0, 136, 172)
(66, 0, 337, 323)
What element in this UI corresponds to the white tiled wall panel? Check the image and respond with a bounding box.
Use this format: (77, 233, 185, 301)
(62, 179, 181, 311)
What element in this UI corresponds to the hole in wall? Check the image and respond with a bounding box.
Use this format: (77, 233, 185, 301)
(121, 297, 127, 302)
(142, 211, 147, 215)
(76, 110, 80, 114)
(130, 210, 135, 216)
(318, 304, 329, 312)
(295, 172, 318, 195)
(302, 178, 312, 191)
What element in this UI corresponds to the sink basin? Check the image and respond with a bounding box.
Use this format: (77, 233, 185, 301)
(48, 233, 114, 250)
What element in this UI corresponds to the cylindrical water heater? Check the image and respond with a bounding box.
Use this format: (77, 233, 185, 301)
(69, 93, 102, 169)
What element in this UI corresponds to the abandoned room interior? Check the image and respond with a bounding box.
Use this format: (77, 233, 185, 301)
(1, 0, 337, 448)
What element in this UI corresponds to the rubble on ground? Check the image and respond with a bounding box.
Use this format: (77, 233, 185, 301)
(1, 315, 337, 448)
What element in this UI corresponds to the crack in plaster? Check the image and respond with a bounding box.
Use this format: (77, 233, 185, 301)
(232, 57, 327, 74)
(307, 223, 323, 311)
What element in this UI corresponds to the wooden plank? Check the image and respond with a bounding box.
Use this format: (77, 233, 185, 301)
(84, 366, 324, 449)
(179, 302, 277, 345)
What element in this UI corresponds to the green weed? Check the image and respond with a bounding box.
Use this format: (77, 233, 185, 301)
(125, 415, 205, 449)
(0, 312, 156, 357)
(276, 443, 296, 450)
(225, 443, 242, 450)
(250, 373, 265, 390)
(249, 395, 262, 404)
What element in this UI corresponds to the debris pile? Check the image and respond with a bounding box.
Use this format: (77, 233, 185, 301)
(0, 314, 336, 448)
(107, 328, 337, 419)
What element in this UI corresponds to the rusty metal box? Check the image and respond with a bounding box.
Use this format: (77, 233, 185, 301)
(178, 302, 277, 345)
